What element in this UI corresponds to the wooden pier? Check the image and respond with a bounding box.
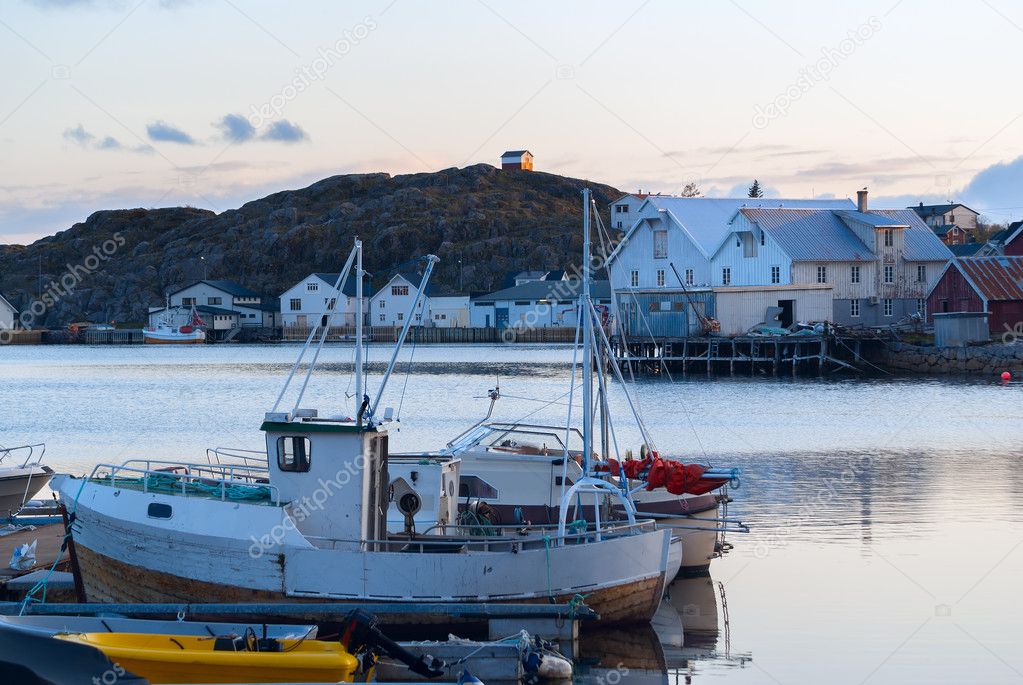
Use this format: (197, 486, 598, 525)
(611, 334, 874, 376)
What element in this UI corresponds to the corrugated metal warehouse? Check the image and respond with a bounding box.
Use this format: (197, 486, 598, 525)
(713, 284, 833, 336)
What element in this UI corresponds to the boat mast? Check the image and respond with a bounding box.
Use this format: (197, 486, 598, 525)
(581, 188, 593, 474)
(354, 238, 364, 409)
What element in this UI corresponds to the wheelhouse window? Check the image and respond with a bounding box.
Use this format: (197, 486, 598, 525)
(458, 475, 499, 500)
(277, 436, 311, 472)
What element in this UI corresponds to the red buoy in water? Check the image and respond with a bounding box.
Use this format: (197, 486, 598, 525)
(1002, 371, 1012, 382)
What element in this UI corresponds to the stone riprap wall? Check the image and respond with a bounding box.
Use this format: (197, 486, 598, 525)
(883, 341, 1023, 375)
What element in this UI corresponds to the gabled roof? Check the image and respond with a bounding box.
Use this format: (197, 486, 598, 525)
(171, 279, 263, 299)
(612, 197, 857, 262)
(0, 292, 16, 314)
(835, 210, 908, 229)
(741, 208, 875, 262)
(738, 207, 952, 262)
(197, 280, 261, 298)
(472, 279, 611, 303)
(500, 150, 532, 158)
(948, 243, 985, 257)
(370, 271, 441, 299)
(309, 272, 368, 298)
(1006, 221, 1023, 248)
(868, 209, 955, 261)
(952, 256, 1023, 301)
(909, 202, 978, 218)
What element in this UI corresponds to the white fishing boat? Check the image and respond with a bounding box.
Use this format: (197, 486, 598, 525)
(55, 217, 680, 624)
(143, 302, 206, 344)
(0, 444, 53, 519)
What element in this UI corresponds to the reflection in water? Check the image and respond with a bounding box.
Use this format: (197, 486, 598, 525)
(579, 576, 752, 684)
(5, 345, 1023, 681)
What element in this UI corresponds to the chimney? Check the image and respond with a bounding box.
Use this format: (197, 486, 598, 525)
(857, 188, 868, 213)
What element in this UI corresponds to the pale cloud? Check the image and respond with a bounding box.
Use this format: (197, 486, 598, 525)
(262, 120, 308, 143)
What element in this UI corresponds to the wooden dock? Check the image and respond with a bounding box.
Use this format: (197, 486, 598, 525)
(612, 334, 874, 376)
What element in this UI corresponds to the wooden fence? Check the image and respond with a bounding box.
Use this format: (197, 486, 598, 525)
(281, 326, 577, 344)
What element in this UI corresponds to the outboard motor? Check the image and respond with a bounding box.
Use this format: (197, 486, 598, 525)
(341, 609, 445, 679)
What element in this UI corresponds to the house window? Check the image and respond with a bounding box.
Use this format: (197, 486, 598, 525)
(656, 269, 665, 287)
(722, 268, 731, 286)
(306, 282, 319, 292)
(817, 265, 827, 283)
(208, 297, 222, 305)
(884, 229, 894, 247)
(616, 221, 623, 229)
(884, 265, 894, 284)
(916, 298, 926, 315)
(684, 269, 694, 286)
(379, 300, 385, 309)
(392, 285, 409, 296)
(277, 436, 311, 473)
(181, 297, 196, 306)
(653, 230, 668, 259)
(325, 297, 337, 310)
(379, 314, 385, 321)
(770, 266, 780, 284)
(514, 301, 531, 305)
(616, 204, 628, 213)
(917, 265, 926, 283)
(397, 312, 404, 321)
(850, 299, 860, 317)
(630, 270, 639, 287)
(851, 265, 860, 284)
(736, 237, 741, 247)
(415, 314, 421, 321)
(289, 298, 301, 311)
(883, 298, 894, 317)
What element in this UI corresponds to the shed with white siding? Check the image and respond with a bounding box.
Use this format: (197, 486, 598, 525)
(0, 293, 17, 332)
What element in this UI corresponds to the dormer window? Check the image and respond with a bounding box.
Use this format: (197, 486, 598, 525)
(277, 436, 311, 472)
(883, 229, 894, 247)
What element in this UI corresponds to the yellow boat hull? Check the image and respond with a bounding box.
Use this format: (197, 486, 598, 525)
(56, 633, 359, 684)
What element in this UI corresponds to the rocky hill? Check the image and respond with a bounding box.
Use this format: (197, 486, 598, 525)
(0, 165, 621, 327)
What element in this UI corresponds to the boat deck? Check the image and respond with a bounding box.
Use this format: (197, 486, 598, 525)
(0, 523, 67, 586)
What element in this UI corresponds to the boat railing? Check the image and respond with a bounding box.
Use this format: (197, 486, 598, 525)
(205, 447, 269, 470)
(0, 443, 46, 469)
(87, 461, 280, 504)
(304, 518, 657, 553)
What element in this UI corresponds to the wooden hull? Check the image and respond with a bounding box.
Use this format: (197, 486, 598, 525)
(75, 545, 666, 625)
(143, 335, 205, 345)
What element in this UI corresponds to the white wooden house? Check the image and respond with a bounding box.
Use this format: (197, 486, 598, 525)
(0, 293, 17, 332)
(158, 280, 279, 329)
(368, 272, 468, 328)
(470, 280, 612, 329)
(909, 202, 979, 245)
(722, 192, 951, 325)
(280, 272, 369, 328)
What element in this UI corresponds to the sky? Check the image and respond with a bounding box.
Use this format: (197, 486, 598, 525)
(3, 0, 1023, 244)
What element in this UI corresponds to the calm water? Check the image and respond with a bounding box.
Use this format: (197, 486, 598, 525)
(3, 343, 1022, 684)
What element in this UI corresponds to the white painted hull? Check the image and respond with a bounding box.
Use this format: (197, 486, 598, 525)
(56, 476, 677, 624)
(143, 328, 205, 344)
(0, 466, 52, 518)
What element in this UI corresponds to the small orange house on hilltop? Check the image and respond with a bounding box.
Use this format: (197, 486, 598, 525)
(500, 150, 533, 171)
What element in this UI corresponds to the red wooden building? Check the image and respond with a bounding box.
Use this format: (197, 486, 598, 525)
(1005, 222, 1023, 257)
(927, 256, 1023, 334)
(500, 150, 533, 171)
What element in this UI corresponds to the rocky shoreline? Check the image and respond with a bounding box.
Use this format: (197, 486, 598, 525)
(882, 341, 1023, 376)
